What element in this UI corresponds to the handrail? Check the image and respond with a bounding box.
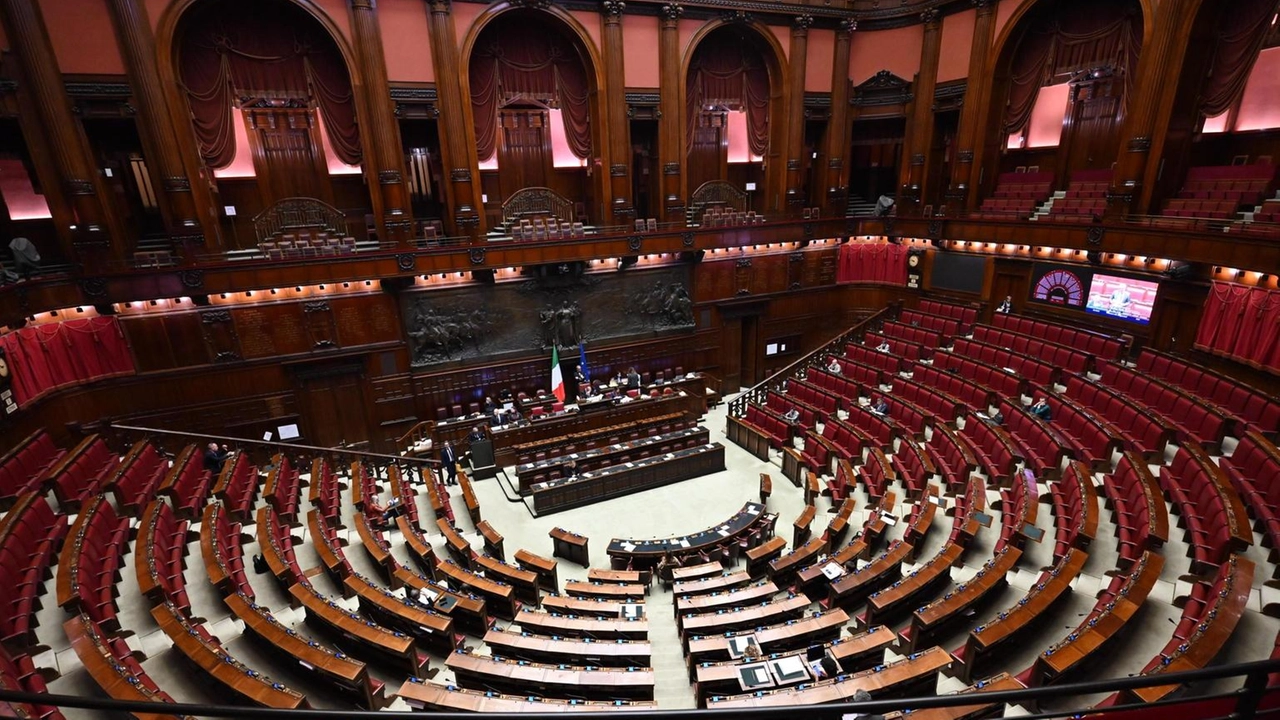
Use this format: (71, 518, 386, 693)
(0, 655, 1274, 718)
(727, 304, 897, 418)
(107, 422, 439, 469)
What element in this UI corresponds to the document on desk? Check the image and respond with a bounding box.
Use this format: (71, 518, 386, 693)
(678, 539, 691, 548)
(740, 664, 771, 688)
(620, 542, 637, 552)
(717, 529, 730, 537)
(769, 655, 809, 683)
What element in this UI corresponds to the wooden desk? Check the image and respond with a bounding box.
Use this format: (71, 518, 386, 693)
(901, 547, 1022, 653)
(782, 448, 805, 486)
(1033, 550, 1164, 686)
(150, 602, 308, 709)
(829, 540, 913, 609)
(64, 612, 187, 720)
(679, 594, 809, 638)
(542, 595, 632, 618)
(889, 672, 1024, 719)
(458, 470, 481, 525)
(397, 515, 439, 578)
(483, 629, 652, 667)
(607, 502, 766, 569)
(673, 570, 752, 598)
(256, 506, 302, 592)
(671, 561, 723, 584)
(224, 592, 381, 709)
(515, 609, 648, 640)
(954, 547, 1087, 682)
(685, 609, 849, 668)
(551, 527, 590, 567)
(564, 581, 646, 600)
(393, 566, 490, 635)
(745, 536, 786, 577)
(590, 567, 650, 588)
(793, 504, 816, 547)
(904, 486, 941, 552)
(397, 680, 657, 712)
(516, 427, 711, 491)
(760, 473, 772, 503)
(476, 520, 505, 560)
(692, 625, 896, 706)
(509, 411, 687, 465)
(308, 509, 350, 587)
(824, 497, 857, 548)
(290, 580, 425, 679)
(706, 645, 951, 707)
(531, 442, 726, 515)
(446, 650, 655, 701)
(676, 581, 779, 618)
(436, 517, 474, 568)
(805, 471, 821, 506)
(353, 511, 398, 588)
(516, 549, 560, 593)
(343, 573, 457, 657)
(475, 553, 541, 606)
(437, 559, 519, 620)
(727, 414, 772, 462)
(862, 544, 962, 629)
(767, 536, 828, 585)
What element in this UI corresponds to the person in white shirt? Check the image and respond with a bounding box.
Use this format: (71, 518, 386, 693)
(876, 340, 891, 353)
(827, 357, 842, 374)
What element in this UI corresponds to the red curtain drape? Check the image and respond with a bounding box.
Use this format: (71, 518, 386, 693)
(1003, 0, 1142, 134)
(687, 32, 771, 158)
(177, 0, 361, 168)
(1195, 282, 1280, 373)
(0, 317, 135, 405)
(836, 243, 907, 285)
(469, 21, 593, 163)
(1198, 0, 1280, 117)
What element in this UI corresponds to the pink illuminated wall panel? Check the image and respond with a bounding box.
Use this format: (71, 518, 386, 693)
(380, 0, 434, 82)
(212, 109, 256, 179)
(938, 9, 976, 83)
(1235, 47, 1280, 132)
(805, 30, 835, 93)
(850, 25, 922, 85)
(1026, 82, 1070, 148)
(622, 14, 661, 88)
(550, 109, 588, 168)
(0, 158, 52, 221)
(38, 0, 124, 74)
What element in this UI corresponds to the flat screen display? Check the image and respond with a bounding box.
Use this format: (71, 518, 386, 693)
(1084, 274, 1158, 324)
(1030, 264, 1092, 308)
(930, 253, 987, 295)
(278, 423, 301, 440)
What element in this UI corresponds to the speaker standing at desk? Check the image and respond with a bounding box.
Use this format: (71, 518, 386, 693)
(470, 438, 497, 480)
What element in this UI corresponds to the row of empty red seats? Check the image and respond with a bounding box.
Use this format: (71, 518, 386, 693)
(510, 216, 585, 241)
(864, 331, 930, 363)
(996, 469, 1036, 553)
(947, 477, 986, 546)
(1137, 349, 1280, 439)
(213, 452, 259, 522)
(890, 439, 931, 502)
(46, 435, 117, 511)
(1102, 452, 1169, 568)
(57, 495, 131, 631)
(953, 338, 1058, 388)
(0, 643, 66, 719)
(1063, 376, 1172, 462)
(843, 405, 898, 450)
(259, 505, 305, 589)
(1098, 361, 1229, 450)
(856, 448, 894, 503)
(990, 313, 1125, 360)
(880, 395, 932, 438)
(107, 440, 167, 515)
(1177, 164, 1275, 201)
(959, 417, 1021, 485)
(1219, 432, 1280, 574)
(260, 233, 356, 259)
(781, 380, 838, 416)
(805, 367, 866, 404)
(765, 391, 818, 430)
(265, 453, 301, 522)
(927, 424, 978, 494)
(309, 458, 342, 527)
(917, 300, 978, 333)
(1049, 462, 1098, 563)
(912, 365, 993, 413)
(895, 380, 963, 427)
(844, 343, 907, 376)
(804, 418, 866, 473)
(974, 171, 1054, 218)
(743, 405, 790, 450)
(137, 499, 192, 616)
(932, 351, 1024, 401)
(898, 309, 961, 340)
(158, 444, 213, 520)
(1254, 199, 1280, 223)
(0, 493, 68, 648)
(1163, 198, 1242, 219)
(0, 430, 66, 505)
(1042, 395, 1123, 470)
(1160, 447, 1253, 575)
(879, 321, 944, 353)
(204, 502, 254, 600)
(998, 401, 1068, 480)
(699, 208, 765, 227)
(972, 325, 1091, 375)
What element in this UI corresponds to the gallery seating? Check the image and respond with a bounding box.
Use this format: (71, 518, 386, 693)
(1049, 461, 1099, 562)
(105, 440, 167, 515)
(213, 452, 260, 522)
(894, 379, 965, 426)
(926, 423, 978, 493)
(898, 309, 961, 339)
(137, 500, 192, 616)
(0, 492, 68, 648)
(1160, 446, 1253, 575)
(264, 453, 301, 522)
(258, 505, 305, 590)
(958, 417, 1021, 485)
(44, 434, 117, 511)
(973, 171, 1054, 219)
(878, 321, 944, 353)
(1137, 348, 1280, 439)
(911, 365, 994, 413)
(845, 343, 909, 375)
(1098, 361, 1229, 450)
(862, 330, 930, 363)
(1062, 376, 1173, 462)
(0, 430, 66, 505)
(56, 495, 131, 631)
(932, 351, 1025, 401)
(158, 444, 212, 519)
(989, 312, 1126, 360)
(783, 379, 840, 416)
(202, 502, 254, 600)
(1043, 169, 1111, 223)
(1102, 452, 1170, 568)
(917, 299, 978, 333)
(1219, 431, 1280, 569)
(953, 338, 1059, 388)
(972, 324, 1092, 374)
(309, 458, 342, 526)
(1036, 395, 1121, 471)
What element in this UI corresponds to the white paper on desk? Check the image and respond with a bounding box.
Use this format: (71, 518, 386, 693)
(882, 514, 898, 526)
(747, 507, 761, 515)
(298, 661, 314, 671)
(626, 462, 635, 468)
(621, 542, 637, 552)
(614, 444, 623, 450)
(679, 539, 690, 548)
(570, 454, 578, 459)
(771, 654, 808, 680)
(717, 529, 730, 537)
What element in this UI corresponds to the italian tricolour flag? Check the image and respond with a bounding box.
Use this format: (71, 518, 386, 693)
(550, 345, 565, 402)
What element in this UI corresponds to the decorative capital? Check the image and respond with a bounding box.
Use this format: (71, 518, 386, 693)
(920, 8, 940, 26)
(721, 9, 752, 24)
(1086, 226, 1106, 246)
(972, 0, 996, 13)
(303, 301, 332, 313)
(628, 235, 643, 252)
(662, 162, 681, 176)
(793, 14, 813, 31)
(449, 168, 473, 183)
(838, 18, 858, 35)
(510, 0, 550, 8)
(927, 219, 943, 237)
(179, 269, 205, 290)
(201, 310, 232, 324)
(660, 2, 683, 21)
(427, 0, 450, 14)
(1127, 136, 1152, 152)
(601, 0, 625, 17)
(378, 170, 403, 185)
(681, 231, 695, 247)
(162, 176, 191, 192)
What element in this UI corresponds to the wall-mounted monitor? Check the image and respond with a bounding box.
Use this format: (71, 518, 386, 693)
(277, 423, 301, 441)
(1030, 264, 1092, 308)
(1085, 274, 1159, 324)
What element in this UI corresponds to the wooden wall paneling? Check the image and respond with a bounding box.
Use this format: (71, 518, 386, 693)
(900, 10, 943, 209)
(822, 20, 855, 216)
(1059, 76, 1125, 183)
(245, 108, 335, 207)
(784, 17, 811, 214)
(951, 1, 998, 209)
(425, 0, 483, 237)
(1146, 278, 1209, 355)
(601, 2, 634, 225)
(292, 360, 372, 448)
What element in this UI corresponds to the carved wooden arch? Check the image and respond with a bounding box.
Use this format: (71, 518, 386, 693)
(689, 180, 749, 215)
(680, 17, 790, 214)
(501, 187, 576, 226)
(988, 0, 1155, 80)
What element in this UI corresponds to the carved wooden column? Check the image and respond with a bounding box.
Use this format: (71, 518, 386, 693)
(949, 0, 997, 210)
(657, 2, 684, 224)
(601, 0, 635, 225)
(349, 0, 414, 246)
(424, 0, 483, 239)
(0, 0, 124, 262)
(899, 8, 942, 210)
(784, 15, 811, 214)
(1108, 0, 1194, 216)
(105, 0, 220, 257)
(822, 19, 855, 217)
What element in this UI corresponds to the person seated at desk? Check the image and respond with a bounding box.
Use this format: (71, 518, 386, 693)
(783, 407, 800, 425)
(467, 425, 488, 444)
(876, 340, 891, 353)
(483, 396, 498, 415)
(564, 459, 578, 479)
(610, 371, 624, 388)
(996, 295, 1013, 314)
(380, 497, 408, 529)
(870, 395, 889, 417)
(741, 638, 763, 662)
(827, 357, 843, 375)
(1030, 397, 1052, 422)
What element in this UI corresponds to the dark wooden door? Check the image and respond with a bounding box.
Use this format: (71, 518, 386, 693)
(297, 370, 370, 449)
(245, 107, 334, 206)
(1061, 79, 1123, 176)
(497, 109, 551, 201)
(741, 315, 760, 388)
(721, 316, 743, 392)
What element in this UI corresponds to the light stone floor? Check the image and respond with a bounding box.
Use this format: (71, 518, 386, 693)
(35, 386, 1280, 717)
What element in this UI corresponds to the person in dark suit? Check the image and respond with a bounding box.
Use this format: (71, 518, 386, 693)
(203, 442, 230, 475)
(870, 395, 889, 417)
(626, 367, 642, 388)
(440, 441, 458, 485)
(1030, 397, 1052, 422)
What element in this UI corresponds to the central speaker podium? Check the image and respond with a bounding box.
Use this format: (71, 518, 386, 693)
(469, 438, 497, 480)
